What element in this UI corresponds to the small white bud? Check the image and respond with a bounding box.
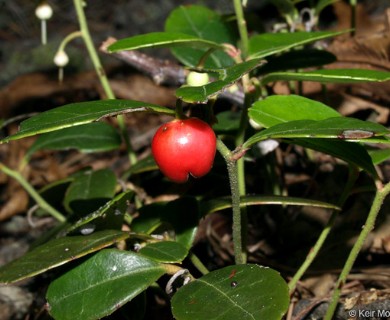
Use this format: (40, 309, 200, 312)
(54, 50, 69, 67)
(186, 71, 209, 87)
(35, 3, 53, 20)
(257, 139, 279, 156)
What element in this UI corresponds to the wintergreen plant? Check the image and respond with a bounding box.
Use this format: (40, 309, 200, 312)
(0, 1, 389, 319)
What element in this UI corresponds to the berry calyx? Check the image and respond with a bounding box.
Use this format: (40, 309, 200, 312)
(152, 118, 216, 183)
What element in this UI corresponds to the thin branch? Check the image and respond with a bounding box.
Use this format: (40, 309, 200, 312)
(217, 139, 247, 264)
(0, 163, 66, 222)
(100, 37, 245, 105)
(73, 0, 137, 165)
(100, 37, 186, 86)
(324, 180, 390, 319)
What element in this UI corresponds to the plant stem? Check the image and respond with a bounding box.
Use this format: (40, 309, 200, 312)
(0, 163, 66, 222)
(197, 48, 217, 68)
(230, 0, 258, 258)
(217, 139, 246, 264)
(41, 20, 47, 45)
(72, 0, 137, 165)
(235, 94, 251, 196)
(231, 0, 251, 263)
(58, 30, 83, 52)
(175, 100, 185, 120)
(189, 252, 209, 275)
(162, 264, 187, 276)
(233, 95, 251, 257)
(288, 166, 359, 293)
(349, 0, 356, 37)
(233, 0, 249, 58)
(324, 180, 390, 320)
(73, 0, 113, 98)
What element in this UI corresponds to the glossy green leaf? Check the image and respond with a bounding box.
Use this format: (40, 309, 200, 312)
(64, 191, 134, 236)
(249, 95, 340, 128)
(176, 59, 264, 103)
(200, 195, 340, 217)
(359, 136, 390, 144)
(293, 138, 378, 177)
(261, 69, 390, 85)
(213, 111, 241, 132)
(139, 241, 188, 263)
(26, 122, 121, 159)
(131, 197, 199, 250)
(248, 30, 346, 59)
(63, 168, 117, 214)
(171, 264, 289, 320)
(256, 49, 336, 75)
(368, 148, 390, 165)
(243, 117, 389, 148)
(1, 100, 174, 144)
(123, 155, 158, 179)
(131, 202, 164, 235)
(165, 5, 236, 68)
(108, 32, 224, 52)
(244, 114, 387, 177)
(46, 249, 166, 320)
(39, 178, 73, 209)
(0, 230, 129, 284)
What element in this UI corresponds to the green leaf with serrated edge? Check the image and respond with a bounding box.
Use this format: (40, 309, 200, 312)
(249, 95, 340, 128)
(0, 230, 129, 284)
(248, 30, 347, 59)
(131, 197, 199, 250)
(293, 138, 378, 177)
(108, 32, 224, 52)
(261, 69, 390, 85)
(213, 111, 241, 132)
(243, 117, 389, 148)
(165, 5, 236, 68)
(200, 195, 340, 217)
(176, 59, 264, 103)
(171, 264, 289, 320)
(26, 122, 121, 159)
(1, 100, 174, 144)
(63, 168, 117, 214)
(368, 148, 390, 165)
(46, 249, 165, 320)
(139, 241, 188, 263)
(256, 49, 336, 75)
(64, 191, 134, 236)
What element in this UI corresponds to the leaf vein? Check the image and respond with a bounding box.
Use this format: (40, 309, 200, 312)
(197, 279, 256, 319)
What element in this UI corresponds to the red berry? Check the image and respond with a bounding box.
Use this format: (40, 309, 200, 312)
(152, 118, 216, 183)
